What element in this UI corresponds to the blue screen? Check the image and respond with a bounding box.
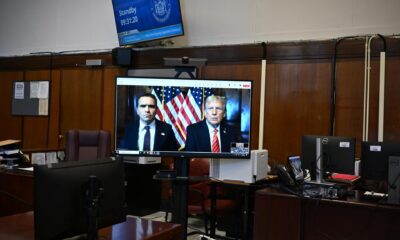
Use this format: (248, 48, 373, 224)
(112, 0, 184, 45)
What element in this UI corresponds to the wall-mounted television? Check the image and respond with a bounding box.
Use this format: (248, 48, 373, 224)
(114, 77, 253, 159)
(111, 0, 184, 46)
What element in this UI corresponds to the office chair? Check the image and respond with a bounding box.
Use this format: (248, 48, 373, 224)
(65, 129, 111, 161)
(186, 158, 238, 237)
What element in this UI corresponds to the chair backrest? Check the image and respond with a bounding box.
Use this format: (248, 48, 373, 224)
(189, 158, 210, 177)
(65, 130, 111, 161)
(188, 158, 211, 207)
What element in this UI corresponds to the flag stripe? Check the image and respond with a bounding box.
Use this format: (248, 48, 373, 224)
(151, 86, 213, 149)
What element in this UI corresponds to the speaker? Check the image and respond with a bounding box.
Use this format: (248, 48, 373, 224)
(112, 47, 132, 66)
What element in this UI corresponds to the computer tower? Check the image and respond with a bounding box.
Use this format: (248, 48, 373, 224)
(388, 156, 400, 204)
(210, 150, 268, 183)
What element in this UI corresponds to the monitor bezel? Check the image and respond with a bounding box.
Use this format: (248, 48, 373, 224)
(114, 76, 253, 159)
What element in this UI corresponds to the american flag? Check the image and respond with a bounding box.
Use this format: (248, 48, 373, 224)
(152, 86, 186, 147)
(152, 86, 213, 149)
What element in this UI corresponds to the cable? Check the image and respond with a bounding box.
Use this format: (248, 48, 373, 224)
(330, 35, 366, 135)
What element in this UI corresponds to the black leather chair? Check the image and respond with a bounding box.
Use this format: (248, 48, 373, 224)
(65, 130, 111, 161)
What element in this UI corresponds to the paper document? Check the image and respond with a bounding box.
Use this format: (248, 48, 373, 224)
(14, 82, 25, 99)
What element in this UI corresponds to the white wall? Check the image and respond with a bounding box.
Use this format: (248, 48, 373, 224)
(0, 0, 399, 56)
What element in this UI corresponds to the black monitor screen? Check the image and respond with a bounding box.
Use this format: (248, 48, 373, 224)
(361, 141, 400, 181)
(111, 0, 184, 46)
(114, 77, 252, 159)
(34, 158, 126, 240)
(301, 135, 356, 180)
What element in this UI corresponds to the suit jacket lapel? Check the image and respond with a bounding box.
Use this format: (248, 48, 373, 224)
(220, 125, 228, 151)
(132, 120, 140, 150)
(201, 121, 212, 151)
(154, 120, 162, 150)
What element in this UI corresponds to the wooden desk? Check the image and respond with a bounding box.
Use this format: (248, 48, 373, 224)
(253, 188, 400, 240)
(0, 169, 33, 217)
(0, 211, 182, 240)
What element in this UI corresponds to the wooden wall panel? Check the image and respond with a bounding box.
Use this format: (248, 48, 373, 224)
(23, 71, 51, 149)
(59, 69, 103, 146)
(102, 67, 127, 149)
(1, 39, 400, 167)
(48, 70, 61, 148)
(264, 61, 331, 165)
(205, 63, 262, 150)
(0, 71, 23, 141)
(384, 58, 400, 142)
(334, 59, 366, 157)
(334, 59, 381, 157)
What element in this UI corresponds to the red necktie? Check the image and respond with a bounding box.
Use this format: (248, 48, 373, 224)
(212, 128, 220, 153)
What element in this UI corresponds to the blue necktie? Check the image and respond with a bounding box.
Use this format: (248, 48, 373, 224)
(143, 126, 150, 151)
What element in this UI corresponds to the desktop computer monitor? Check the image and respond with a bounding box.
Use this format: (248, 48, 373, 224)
(301, 135, 356, 180)
(34, 158, 126, 240)
(361, 141, 400, 181)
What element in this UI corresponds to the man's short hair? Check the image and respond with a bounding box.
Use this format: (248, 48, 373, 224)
(137, 93, 157, 107)
(205, 95, 226, 111)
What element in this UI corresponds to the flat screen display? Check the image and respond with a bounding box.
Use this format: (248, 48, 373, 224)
(361, 141, 400, 181)
(301, 135, 356, 180)
(34, 158, 126, 240)
(111, 0, 184, 46)
(114, 77, 252, 159)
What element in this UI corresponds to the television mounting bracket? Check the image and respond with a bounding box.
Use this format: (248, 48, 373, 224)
(163, 57, 208, 79)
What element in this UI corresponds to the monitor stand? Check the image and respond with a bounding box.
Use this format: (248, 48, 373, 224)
(305, 138, 335, 187)
(170, 157, 189, 239)
(84, 175, 104, 240)
(315, 137, 324, 183)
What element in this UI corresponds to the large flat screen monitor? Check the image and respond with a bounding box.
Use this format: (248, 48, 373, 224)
(34, 158, 126, 240)
(301, 135, 356, 180)
(111, 0, 184, 46)
(115, 77, 252, 159)
(361, 141, 400, 181)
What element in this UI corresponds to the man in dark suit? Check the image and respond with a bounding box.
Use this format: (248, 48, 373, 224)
(185, 95, 238, 153)
(118, 93, 178, 151)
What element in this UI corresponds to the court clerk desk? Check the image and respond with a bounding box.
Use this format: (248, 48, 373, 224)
(0, 211, 182, 240)
(0, 169, 182, 240)
(253, 188, 400, 240)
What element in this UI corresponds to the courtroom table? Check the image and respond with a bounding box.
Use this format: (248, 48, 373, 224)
(0, 168, 33, 217)
(253, 188, 400, 240)
(0, 211, 183, 240)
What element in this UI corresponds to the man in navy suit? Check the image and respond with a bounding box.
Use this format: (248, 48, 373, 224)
(118, 93, 178, 151)
(185, 95, 238, 153)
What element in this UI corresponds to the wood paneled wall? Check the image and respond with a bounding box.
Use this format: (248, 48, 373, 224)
(0, 38, 399, 167)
